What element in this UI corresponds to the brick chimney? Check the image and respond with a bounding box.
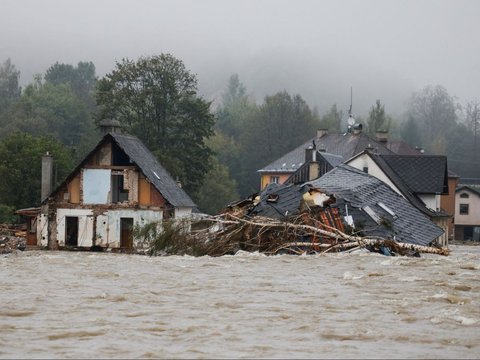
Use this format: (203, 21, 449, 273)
(41, 152, 53, 202)
(375, 130, 388, 142)
(316, 129, 328, 139)
(99, 118, 123, 135)
(352, 123, 363, 135)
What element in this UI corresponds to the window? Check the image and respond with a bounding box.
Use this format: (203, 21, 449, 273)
(459, 204, 469, 215)
(270, 176, 279, 184)
(362, 166, 368, 174)
(460, 193, 469, 198)
(112, 174, 129, 203)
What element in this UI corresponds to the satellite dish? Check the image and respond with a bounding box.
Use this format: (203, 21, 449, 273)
(347, 116, 355, 126)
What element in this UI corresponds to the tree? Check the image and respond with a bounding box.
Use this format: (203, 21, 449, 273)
(465, 100, 480, 163)
(1, 79, 96, 153)
(319, 104, 343, 132)
(216, 74, 256, 139)
(408, 85, 458, 150)
(400, 115, 422, 149)
(366, 99, 391, 135)
(44, 61, 97, 111)
(0, 58, 21, 115)
(241, 91, 320, 194)
(0, 133, 73, 210)
(96, 54, 215, 194)
(194, 158, 239, 215)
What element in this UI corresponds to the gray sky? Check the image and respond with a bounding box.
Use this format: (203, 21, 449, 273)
(1, 0, 479, 117)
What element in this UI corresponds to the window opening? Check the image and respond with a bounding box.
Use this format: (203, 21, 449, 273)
(112, 174, 129, 203)
(459, 204, 469, 215)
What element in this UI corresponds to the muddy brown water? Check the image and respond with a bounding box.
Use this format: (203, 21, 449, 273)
(1, 246, 479, 358)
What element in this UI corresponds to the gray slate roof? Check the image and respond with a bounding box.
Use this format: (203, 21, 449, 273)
(44, 132, 195, 208)
(456, 185, 480, 197)
(259, 132, 395, 173)
(318, 152, 344, 168)
(308, 164, 444, 246)
(250, 183, 306, 219)
(110, 133, 196, 207)
(380, 155, 449, 194)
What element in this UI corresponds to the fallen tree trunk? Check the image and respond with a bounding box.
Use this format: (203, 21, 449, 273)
(212, 213, 450, 256)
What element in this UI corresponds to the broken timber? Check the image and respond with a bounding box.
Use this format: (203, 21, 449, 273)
(190, 212, 450, 257)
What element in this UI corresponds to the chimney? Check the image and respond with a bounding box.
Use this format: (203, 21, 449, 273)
(375, 130, 388, 142)
(316, 129, 328, 139)
(41, 152, 53, 201)
(99, 118, 123, 135)
(352, 123, 363, 135)
(305, 146, 316, 162)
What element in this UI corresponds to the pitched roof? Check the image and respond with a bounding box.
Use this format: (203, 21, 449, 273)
(249, 183, 305, 218)
(456, 185, 480, 197)
(258, 132, 394, 173)
(379, 154, 449, 194)
(318, 152, 344, 167)
(45, 132, 195, 208)
(308, 165, 444, 246)
(110, 133, 195, 207)
(385, 140, 423, 155)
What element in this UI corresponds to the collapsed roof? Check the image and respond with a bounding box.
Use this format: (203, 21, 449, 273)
(248, 164, 444, 247)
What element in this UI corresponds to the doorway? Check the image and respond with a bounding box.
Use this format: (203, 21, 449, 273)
(65, 217, 79, 246)
(120, 218, 134, 249)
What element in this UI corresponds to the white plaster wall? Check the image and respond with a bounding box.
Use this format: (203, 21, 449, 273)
(95, 209, 162, 248)
(419, 194, 439, 211)
(346, 155, 404, 196)
(175, 207, 193, 219)
(37, 213, 49, 246)
(56, 208, 94, 247)
(455, 190, 480, 226)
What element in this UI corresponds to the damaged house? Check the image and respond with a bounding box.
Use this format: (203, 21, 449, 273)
(18, 121, 195, 250)
(246, 164, 444, 248)
(345, 151, 450, 245)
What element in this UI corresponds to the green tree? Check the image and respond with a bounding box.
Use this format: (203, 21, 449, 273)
(0, 133, 73, 209)
(194, 157, 239, 215)
(216, 74, 256, 138)
(44, 61, 97, 111)
(319, 104, 343, 132)
(96, 54, 215, 194)
(0, 58, 21, 114)
(2, 79, 96, 153)
(400, 115, 422, 148)
(242, 91, 320, 194)
(366, 99, 391, 135)
(408, 85, 458, 150)
(465, 100, 480, 163)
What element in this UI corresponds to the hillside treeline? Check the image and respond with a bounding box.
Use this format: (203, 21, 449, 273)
(0, 55, 478, 221)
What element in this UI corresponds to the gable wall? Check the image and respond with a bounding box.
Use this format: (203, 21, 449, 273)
(346, 155, 404, 197)
(455, 189, 480, 226)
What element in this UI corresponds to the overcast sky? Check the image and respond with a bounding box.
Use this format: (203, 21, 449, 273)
(1, 0, 479, 117)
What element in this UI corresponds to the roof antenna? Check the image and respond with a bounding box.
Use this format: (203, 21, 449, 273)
(349, 86, 353, 118)
(347, 86, 355, 133)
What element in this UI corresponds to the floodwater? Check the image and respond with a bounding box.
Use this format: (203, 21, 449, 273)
(1, 246, 479, 359)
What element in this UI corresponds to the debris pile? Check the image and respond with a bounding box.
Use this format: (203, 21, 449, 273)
(188, 211, 449, 257)
(0, 236, 26, 254)
(184, 181, 450, 257)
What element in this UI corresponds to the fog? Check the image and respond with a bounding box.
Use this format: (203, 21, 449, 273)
(1, 0, 479, 116)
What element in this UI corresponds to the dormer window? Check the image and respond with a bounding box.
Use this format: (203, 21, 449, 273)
(270, 176, 279, 184)
(460, 193, 469, 198)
